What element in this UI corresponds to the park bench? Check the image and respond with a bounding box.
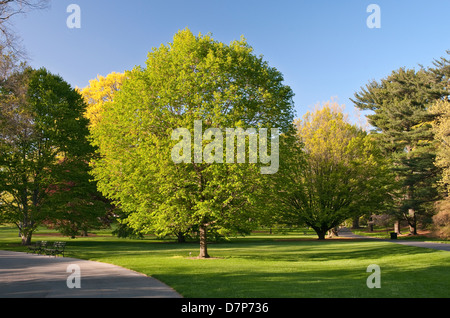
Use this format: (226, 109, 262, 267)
(27, 241, 48, 254)
(43, 241, 66, 257)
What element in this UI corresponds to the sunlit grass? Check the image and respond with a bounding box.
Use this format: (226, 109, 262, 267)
(1, 225, 449, 298)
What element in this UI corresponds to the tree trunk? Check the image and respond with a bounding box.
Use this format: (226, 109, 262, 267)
(199, 224, 210, 258)
(177, 232, 186, 243)
(394, 220, 401, 234)
(408, 209, 417, 235)
(352, 216, 360, 229)
(315, 228, 327, 240)
(21, 232, 32, 246)
(19, 220, 33, 246)
(310, 224, 329, 240)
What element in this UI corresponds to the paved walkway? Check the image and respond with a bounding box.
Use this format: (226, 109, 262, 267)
(338, 227, 450, 252)
(0, 250, 182, 298)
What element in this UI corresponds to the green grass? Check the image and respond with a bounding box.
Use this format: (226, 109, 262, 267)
(1, 225, 449, 298)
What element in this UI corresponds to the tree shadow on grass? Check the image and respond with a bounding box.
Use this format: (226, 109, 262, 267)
(156, 263, 450, 298)
(223, 239, 438, 263)
(60, 239, 201, 259)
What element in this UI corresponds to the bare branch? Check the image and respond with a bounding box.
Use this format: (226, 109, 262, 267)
(0, 0, 50, 57)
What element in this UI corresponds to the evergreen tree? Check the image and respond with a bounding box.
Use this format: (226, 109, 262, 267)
(352, 67, 446, 234)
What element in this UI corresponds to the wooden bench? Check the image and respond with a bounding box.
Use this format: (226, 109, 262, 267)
(27, 241, 48, 254)
(44, 241, 67, 257)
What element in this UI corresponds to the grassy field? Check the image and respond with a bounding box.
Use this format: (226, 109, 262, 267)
(1, 225, 449, 298)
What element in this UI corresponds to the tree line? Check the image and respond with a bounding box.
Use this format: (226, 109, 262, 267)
(1, 28, 449, 257)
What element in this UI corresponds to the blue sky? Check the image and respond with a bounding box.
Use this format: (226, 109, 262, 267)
(12, 0, 450, 122)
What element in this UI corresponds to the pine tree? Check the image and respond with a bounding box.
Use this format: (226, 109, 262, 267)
(352, 67, 446, 234)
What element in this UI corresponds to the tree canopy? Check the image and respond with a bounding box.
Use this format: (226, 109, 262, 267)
(0, 65, 105, 244)
(79, 72, 126, 129)
(267, 101, 393, 239)
(89, 29, 295, 257)
(352, 67, 447, 234)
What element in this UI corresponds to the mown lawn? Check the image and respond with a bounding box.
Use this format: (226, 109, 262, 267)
(1, 225, 449, 298)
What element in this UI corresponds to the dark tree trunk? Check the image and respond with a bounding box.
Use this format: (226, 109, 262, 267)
(199, 224, 210, 258)
(310, 224, 329, 240)
(177, 232, 186, 243)
(316, 228, 327, 240)
(352, 216, 360, 229)
(408, 208, 417, 235)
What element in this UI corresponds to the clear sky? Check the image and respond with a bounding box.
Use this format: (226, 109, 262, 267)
(11, 0, 450, 122)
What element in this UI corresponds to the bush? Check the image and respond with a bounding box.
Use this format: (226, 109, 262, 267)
(432, 200, 450, 239)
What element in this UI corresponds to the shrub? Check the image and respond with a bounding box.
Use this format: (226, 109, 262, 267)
(432, 200, 450, 239)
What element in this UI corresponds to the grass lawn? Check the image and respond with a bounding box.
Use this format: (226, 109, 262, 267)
(1, 225, 449, 298)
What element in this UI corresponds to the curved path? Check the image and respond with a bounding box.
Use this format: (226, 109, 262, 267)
(0, 250, 182, 298)
(339, 227, 450, 252)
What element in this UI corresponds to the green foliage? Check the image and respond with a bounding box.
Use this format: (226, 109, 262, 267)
(89, 29, 295, 257)
(428, 52, 450, 237)
(430, 99, 450, 193)
(352, 67, 447, 233)
(266, 102, 394, 239)
(42, 157, 110, 238)
(0, 66, 107, 243)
